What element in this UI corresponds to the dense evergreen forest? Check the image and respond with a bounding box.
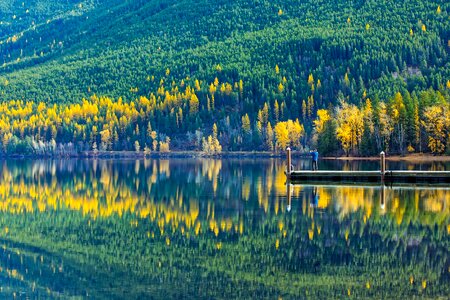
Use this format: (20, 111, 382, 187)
(0, 0, 449, 155)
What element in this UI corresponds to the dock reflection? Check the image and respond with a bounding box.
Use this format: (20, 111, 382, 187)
(285, 181, 449, 220)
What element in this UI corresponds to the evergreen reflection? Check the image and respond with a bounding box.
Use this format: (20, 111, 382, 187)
(0, 159, 448, 298)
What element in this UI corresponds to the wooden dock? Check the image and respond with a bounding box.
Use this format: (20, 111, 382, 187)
(285, 148, 450, 184)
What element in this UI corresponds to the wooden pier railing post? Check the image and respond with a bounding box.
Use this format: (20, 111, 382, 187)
(380, 151, 386, 178)
(286, 147, 292, 176)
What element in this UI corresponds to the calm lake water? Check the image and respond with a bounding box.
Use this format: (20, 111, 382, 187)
(0, 158, 448, 299)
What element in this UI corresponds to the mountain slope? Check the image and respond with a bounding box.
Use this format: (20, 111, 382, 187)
(0, 0, 448, 103)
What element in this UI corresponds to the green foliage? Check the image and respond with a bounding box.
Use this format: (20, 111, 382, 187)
(0, 0, 449, 154)
(317, 119, 339, 156)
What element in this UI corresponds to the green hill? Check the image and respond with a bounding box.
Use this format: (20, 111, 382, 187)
(0, 0, 449, 153)
(2, 0, 448, 101)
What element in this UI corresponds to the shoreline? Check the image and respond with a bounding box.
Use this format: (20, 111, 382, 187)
(321, 153, 450, 162)
(1, 151, 450, 161)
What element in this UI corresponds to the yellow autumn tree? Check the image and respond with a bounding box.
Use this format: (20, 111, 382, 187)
(335, 101, 364, 156)
(278, 82, 284, 93)
(287, 119, 304, 149)
(422, 105, 448, 154)
(189, 93, 199, 115)
(241, 114, 251, 135)
(274, 119, 304, 150)
(202, 123, 222, 154)
(313, 109, 330, 134)
(266, 122, 274, 151)
(100, 129, 111, 151)
(274, 122, 289, 151)
(307, 73, 314, 86)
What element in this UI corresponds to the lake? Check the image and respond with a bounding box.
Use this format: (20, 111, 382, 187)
(0, 158, 448, 298)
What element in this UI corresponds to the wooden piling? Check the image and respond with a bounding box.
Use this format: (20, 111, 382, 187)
(286, 147, 292, 176)
(380, 151, 386, 176)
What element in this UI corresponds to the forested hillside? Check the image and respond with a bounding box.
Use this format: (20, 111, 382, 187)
(0, 0, 449, 155)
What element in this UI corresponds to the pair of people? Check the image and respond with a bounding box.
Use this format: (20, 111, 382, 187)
(310, 149, 319, 171)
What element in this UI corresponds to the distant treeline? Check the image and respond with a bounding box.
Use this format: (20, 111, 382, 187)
(0, 79, 449, 156)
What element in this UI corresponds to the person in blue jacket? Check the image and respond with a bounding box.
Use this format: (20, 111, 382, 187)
(310, 149, 319, 171)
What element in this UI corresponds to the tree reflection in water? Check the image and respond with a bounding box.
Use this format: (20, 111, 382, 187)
(0, 159, 448, 298)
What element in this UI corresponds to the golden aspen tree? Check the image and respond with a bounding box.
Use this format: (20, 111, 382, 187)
(302, 100, 307, 120)
(313, 109, 330, 134)
(194, 79, 201, 91)
(135, 124, 140, 136)
(278, 82, 284, 93)
(209, 83, 216, 95)
(363, 99, 374, 133)
(260, 103, 269, 126)
(241, 114, 251, 135)
(307, 73, 314, 86)
(274, 100, 279, 122)
(422, 105, 447, 154)
(266, 122, 274, 151)
(307, 95, 314, 118)
(256, 121, 263, 140)
(238, 79, 244, 99)
(275, 64, 280, 75)
(274, 122, 289, 150)
(288, 119, 304, 149)
(336, 101, 364, 156)
(189, 94, 199, 115)
(344, 72, 350, 86)
(100, 129, 111, 151)
(224, 83, 232, 95)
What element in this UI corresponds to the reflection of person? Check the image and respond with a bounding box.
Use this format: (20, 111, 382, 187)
(310, 149, 319, 171)
(310, 186, 319, 207)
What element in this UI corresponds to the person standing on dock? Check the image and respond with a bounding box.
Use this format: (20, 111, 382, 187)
(310, 149, 319, 171)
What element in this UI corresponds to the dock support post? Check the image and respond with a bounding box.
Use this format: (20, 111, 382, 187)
(380, 151, 386, 179)
(286, 147, 292, 176)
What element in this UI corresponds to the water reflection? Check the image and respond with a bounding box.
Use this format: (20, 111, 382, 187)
(0, 159, 448, 298)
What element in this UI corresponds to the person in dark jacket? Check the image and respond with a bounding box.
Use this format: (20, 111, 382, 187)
(310, 149, 319, 171)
